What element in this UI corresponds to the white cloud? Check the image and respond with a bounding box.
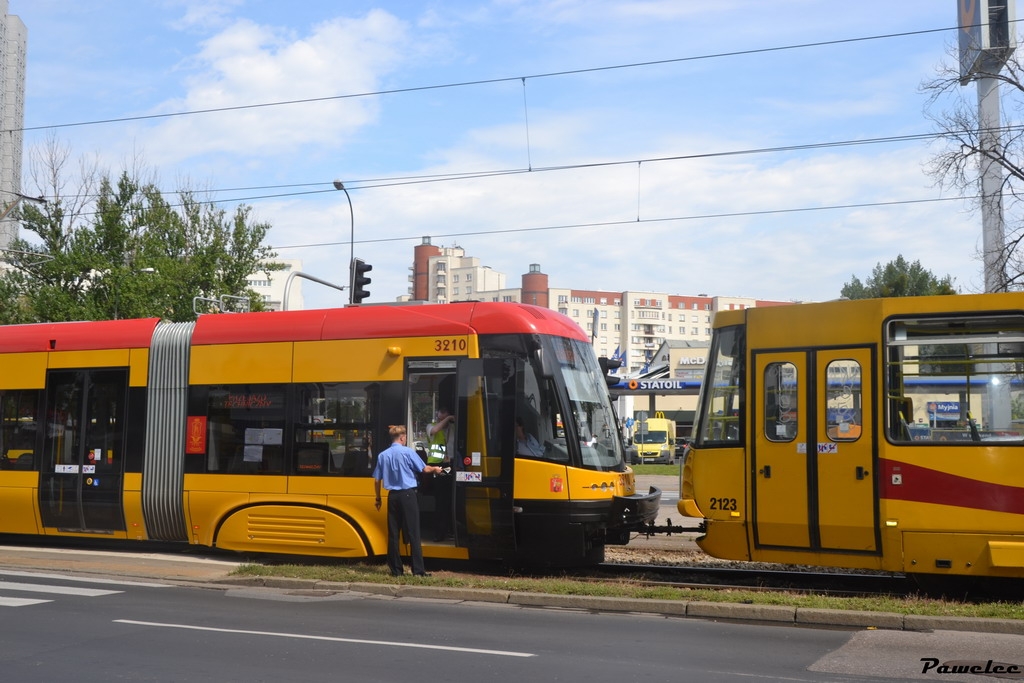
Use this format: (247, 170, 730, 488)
(167, 0, 244, 31)
(139, 11, 409, 165)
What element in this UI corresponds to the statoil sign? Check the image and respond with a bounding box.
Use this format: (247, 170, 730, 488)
(625, 379, 692, 391)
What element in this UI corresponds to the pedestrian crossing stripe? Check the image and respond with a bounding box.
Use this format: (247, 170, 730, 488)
(0, 580, 120, 597)
(0, 597, 52, 607)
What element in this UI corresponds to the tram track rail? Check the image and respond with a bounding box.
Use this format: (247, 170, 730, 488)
(588, 562, 912, 597)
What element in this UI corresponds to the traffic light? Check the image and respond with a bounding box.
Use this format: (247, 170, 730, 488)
(598, 355, 622, 387)
(350, 258, 372, 305)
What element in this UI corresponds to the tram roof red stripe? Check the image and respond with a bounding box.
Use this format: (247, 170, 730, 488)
(190, 302, 587, 344)
(0, 303, 586, 351)
(879, 457, 1024, 516)
(0, 317, 161, 352)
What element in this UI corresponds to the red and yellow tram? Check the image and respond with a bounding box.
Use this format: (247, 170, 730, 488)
(680, 293, 1024, 579)
(0, 302, 659, 566)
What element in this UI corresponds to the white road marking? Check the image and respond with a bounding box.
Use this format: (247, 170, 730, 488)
(0, 580, 120, 597)
(0, 597, 52, 607)
(0, 569, 169, 588)
(114, 620, 537, 658)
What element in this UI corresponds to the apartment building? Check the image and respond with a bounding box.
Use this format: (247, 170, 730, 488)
(246, 258, 305, 311)
(403, 239, 795, 434)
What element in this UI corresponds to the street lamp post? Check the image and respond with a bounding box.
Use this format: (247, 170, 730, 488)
(0, 192, 45, 221)
(332, 180, 355, 286)
(0, 193, 46, 254)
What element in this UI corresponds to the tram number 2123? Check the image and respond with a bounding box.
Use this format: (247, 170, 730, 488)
(708, 497, 738, 511)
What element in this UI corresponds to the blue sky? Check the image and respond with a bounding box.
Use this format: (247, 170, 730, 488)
(13, 1, 992, 309)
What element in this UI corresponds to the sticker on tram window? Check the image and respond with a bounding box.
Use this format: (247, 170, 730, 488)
(55, 464, 78, 474)
(456, 471, 482, 483)
(708, 497, 738, 511)
(433, 338, 468, 352)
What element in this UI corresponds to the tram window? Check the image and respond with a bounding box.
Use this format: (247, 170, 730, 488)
(764, 362, 797, 442)
(885, 314, 1024, 444)
(0, 390, 40, 470)
(198, 384, 286, 474)
(407, 368, 456, 464)
(294, 383, 373, 477)
(515, 354, 566, 463)
(825, 360, 861, 442)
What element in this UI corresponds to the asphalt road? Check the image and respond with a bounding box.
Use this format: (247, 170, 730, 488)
(4, 566, 1013, 683)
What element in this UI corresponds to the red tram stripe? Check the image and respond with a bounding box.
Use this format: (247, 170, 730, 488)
(878, 457, 1024, 516)
(0, 303, 587, 353)
(0, 317, 161, 353)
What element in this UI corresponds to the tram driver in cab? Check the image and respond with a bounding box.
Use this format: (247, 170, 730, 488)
(515, 417, 543, 457)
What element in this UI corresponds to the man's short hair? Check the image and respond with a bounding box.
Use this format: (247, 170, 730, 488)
(389, 424, 407, 438)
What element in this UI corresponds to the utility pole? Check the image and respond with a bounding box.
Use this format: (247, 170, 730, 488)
(957, 0, 1016, 292)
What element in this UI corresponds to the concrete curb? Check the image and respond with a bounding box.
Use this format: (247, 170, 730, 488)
(208, 576, 1024, 633)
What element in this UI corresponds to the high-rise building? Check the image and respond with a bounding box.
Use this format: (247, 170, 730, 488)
(409, 237, 506, 304)
(404, 242, 795, 436)
(406, 241, 788, 374)
(0, 0, 25, 252)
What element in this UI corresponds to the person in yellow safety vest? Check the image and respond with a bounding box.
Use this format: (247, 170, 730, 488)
(427, 407, 455, 541)
(427, 407, 454, 465)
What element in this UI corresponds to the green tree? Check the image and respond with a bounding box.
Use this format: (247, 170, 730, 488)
(840, 255, 958, 299)
(0, 143, 281, 324)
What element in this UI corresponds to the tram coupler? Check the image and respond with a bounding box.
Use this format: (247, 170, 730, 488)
(634, 518, 692, 537)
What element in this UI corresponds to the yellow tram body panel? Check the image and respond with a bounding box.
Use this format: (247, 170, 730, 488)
(567, 463, 636, 499)
(513, 458, 569, 500)
(680, 446, 749, 561)
(901, 533, 1024, 577)
(184, 473, 391, 558)
(189, 342, 294, 384)
(293, 337, 466, 382)
(514, 458, 637, 500)
(0, 471, 41, 535)
(215, 503, 372, 558)
(122, 472, 147, 540)
(0, 352, 48, 389)
(679, 446, 745, 521)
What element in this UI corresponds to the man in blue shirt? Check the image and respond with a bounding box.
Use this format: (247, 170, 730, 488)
(373, 424, 444, 576)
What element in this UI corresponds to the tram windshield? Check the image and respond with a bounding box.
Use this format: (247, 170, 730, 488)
(694, 324, 745, 446)
(548, 335, 618, 471)
(482, 333, 624, 471)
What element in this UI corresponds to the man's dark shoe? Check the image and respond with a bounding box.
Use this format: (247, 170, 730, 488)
(413, 572, 431, 577)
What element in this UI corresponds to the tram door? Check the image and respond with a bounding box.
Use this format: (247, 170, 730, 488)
(38, 369, 128, 532)
(752, 348, 877, 553)
(453, 358, 516, 555)
(753, 352, 810, 548)
(407, 359, 458, 543)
